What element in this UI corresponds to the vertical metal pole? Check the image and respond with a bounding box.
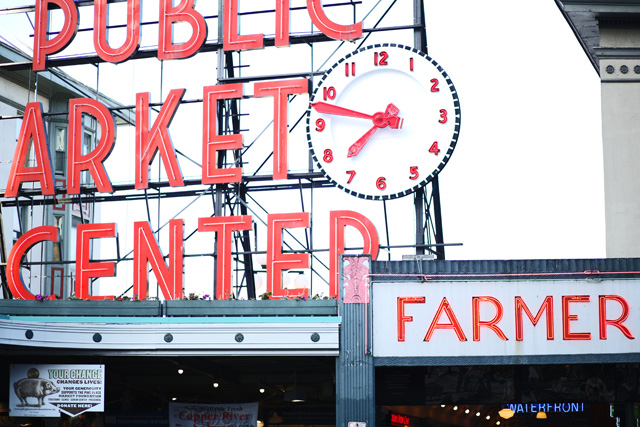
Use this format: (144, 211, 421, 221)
(414, 0, 427, 54)
(414, 189, 425, 255)
(432, 175, 445, 260)
(214, 0, 226, 299)
(413, 0, 446, 259)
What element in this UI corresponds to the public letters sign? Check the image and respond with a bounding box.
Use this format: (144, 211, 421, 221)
(4, 2, 380, 301)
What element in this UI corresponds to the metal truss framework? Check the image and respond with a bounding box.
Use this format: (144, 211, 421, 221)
(0, 0, 451, 300)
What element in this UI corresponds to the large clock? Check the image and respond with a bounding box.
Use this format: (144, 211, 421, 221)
(306, 43, 461, 200)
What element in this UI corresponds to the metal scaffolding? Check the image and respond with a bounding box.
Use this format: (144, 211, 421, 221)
(0, 0, 453, 300)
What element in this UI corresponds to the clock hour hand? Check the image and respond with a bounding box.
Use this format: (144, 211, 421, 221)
(311, 102, 374, 120)
(347, 125, 379, 158)
(347, 104, 403, 158)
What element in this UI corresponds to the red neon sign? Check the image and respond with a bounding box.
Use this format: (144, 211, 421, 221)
(394, 294, 636, 342)
(33, 1, 363, 70)
(7, 210, 379, 300)
(10, 2, 377, 301)
(390, 413, 410, 427)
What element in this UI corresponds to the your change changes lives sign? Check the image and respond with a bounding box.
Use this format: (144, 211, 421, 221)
(10, 364, 105, 417)
(169, 403, 258, 427)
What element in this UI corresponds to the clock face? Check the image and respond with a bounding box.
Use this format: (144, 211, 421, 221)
(306, 43, 461, 200)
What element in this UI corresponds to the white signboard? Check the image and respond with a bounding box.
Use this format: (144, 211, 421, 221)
(10, 364, 105, 417)
(169, 402, 258, 427)
(372, 280, 640, 358)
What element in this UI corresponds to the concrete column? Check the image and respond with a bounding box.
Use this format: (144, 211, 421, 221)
(598, 25, 640, 257)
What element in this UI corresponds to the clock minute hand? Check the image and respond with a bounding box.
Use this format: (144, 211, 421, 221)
(347, 125, 379, 158)
(347, 105, 403, 158)
(311, 102, 374, 120)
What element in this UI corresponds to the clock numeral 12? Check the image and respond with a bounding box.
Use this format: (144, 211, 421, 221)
(345, 62, 356, 77)
(346, 170, 356, 183)
(429, 142, 440, 156)
(374, 51, 388, 66)
(323, 86, 336, 100)
(409, 166, 419, 180)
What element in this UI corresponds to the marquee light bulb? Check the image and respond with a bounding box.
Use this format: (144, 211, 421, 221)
(498, 408, 515, 419)
(465, 409, 470, 414)
(453, 406, 458, 411)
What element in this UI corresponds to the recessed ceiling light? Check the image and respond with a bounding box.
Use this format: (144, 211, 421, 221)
(177, 368, 184, 375)
(259, 388, 265, 393)
(213, 382, 219, 388)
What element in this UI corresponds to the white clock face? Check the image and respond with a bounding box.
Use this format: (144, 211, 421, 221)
(306, 43, 461, 200)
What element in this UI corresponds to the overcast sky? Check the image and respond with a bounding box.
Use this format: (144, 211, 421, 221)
(0, 0, 605, 297)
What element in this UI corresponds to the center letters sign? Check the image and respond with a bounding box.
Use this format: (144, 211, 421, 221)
(5, 1, 379, 301)
(372, 280, 638, 359)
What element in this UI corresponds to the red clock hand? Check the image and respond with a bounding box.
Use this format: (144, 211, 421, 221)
(311, 102, 374, 120)
(347, 104, 403, 158)
(347, 125, 379, 158)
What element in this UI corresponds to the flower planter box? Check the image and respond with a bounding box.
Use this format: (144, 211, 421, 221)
(0, 299, 337, 318)
(0, 300, 162, 317)
(163, 299, 338, 317)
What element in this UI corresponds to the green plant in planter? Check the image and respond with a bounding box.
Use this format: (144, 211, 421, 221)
(259, 292, 272, 300)
(311, 293, 335, 300)
(183, 293, 212, 300)
(224, 292, 241, 300)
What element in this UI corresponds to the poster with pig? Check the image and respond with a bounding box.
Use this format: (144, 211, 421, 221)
(169, 403, 258, 427)
(10, 364, 105, 417)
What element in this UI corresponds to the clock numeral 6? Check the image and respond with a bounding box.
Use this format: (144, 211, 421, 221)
(376, 176, 387, 190)
(439, 109, 447, 124)
(323, 149, 334, 163)
(374, 51, 388, 66)
(346, 170, 356, 184)
(430, 78, 439, 92)
(315, 118, 325, 132)
(429, 142, 440, 156)
(323, 86, 336, 100)
(409, 166, 419, 180)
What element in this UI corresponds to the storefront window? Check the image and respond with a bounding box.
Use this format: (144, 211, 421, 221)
(55, 126, 67, 175)
(376, 364, 640, 427)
